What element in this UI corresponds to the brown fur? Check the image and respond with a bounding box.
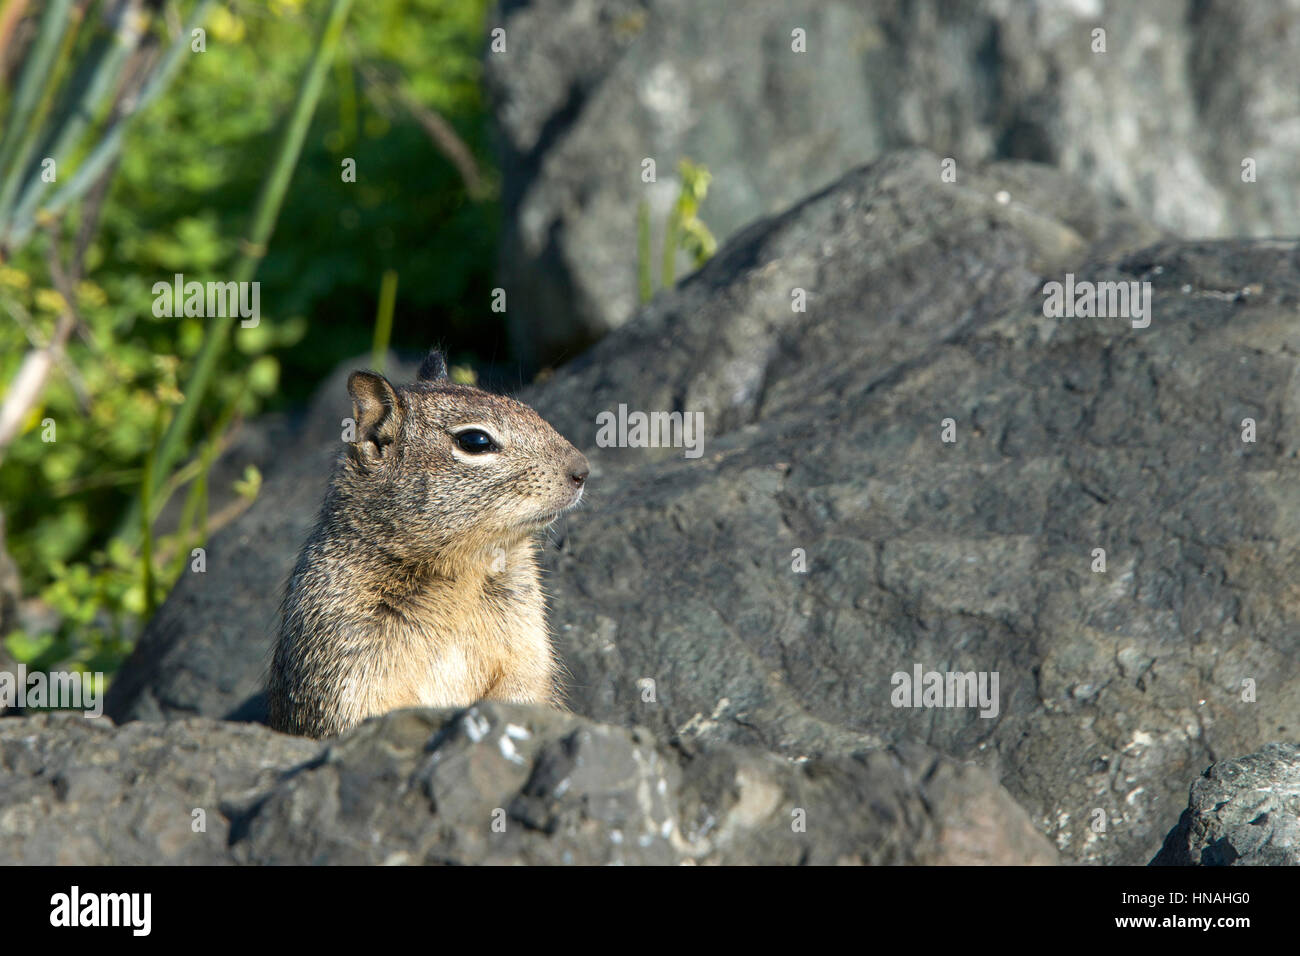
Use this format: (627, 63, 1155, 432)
(267, 352, 588, 738)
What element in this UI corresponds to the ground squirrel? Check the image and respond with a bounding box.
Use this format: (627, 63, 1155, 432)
(267, 350, 589, 738)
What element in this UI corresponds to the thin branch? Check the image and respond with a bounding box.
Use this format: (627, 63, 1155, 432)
(115, 0, 353, 544)
(356, 61, 488, 199)
(0, 0, 32, 77)
(7, 0, 145, 246)
(41, 220, 89, 410)
(0, 213, 94, 457)
(151, 490, 253, 569)
(1, 289, 42, 348)
(72, 141, 117, 281)
(0, 312, 75, 455)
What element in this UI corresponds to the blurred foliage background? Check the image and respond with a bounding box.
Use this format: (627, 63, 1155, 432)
(0, 0, 502, 678)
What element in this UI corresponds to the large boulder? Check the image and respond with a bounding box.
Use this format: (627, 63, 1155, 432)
(103, 150, 1299, 864)
(487, 0, 1300, 366)
(1152, 742, 1300, 866)
(0, 704, 1057, 865)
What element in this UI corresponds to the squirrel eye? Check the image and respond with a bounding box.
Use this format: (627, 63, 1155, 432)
(454, 429, 498, 454)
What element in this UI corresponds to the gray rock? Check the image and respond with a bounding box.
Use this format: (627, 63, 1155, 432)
(237, 702, 1057, 864)
(1152, 743, 1300, 865)
(0, 704, 1056, 864)
(105, 150, 1300, 864)
(530, 158, 1300, 866)
(0, 713, 318, 864)
(487, 0, 1300, 366)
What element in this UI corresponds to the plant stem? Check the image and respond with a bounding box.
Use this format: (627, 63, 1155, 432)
(637, 200, 652, 304)
(660, 206, 679, 292)
(4, 0, 214, 251)
(0, 0, 75, 237)
(8, 0, 144, 245)
(115, 0, 354, 545)
(371, 268, 398, 372)
(356, 61, 487, 198)
(139, 417, 158, 618)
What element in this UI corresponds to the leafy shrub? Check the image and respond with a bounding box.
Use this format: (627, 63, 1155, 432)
(0, 0, 497, 675)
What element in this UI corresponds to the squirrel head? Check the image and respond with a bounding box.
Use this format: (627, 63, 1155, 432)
(340, 351, 589, 563)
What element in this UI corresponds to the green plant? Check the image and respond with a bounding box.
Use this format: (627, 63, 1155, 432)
(119, 0, 354, 546)
(370, 268, 398, 372)
(637, 158, 716, 304)
(0, 0, 351, 673)
(0, 0, 217, 253)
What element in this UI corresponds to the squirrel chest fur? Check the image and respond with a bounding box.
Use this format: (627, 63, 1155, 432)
(267, 351, 588, 739)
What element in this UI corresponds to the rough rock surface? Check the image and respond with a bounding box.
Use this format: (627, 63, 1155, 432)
(0, 704, 1057, 865)
(1152, 742, 1300, 866)
(100, 149, 1300, 865)
(487, 0, 1300, 365)
(0, 713, 318, 864)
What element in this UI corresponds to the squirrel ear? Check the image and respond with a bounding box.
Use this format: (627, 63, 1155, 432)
(417, 350, 448, 382)
(347, 370, 403, 462)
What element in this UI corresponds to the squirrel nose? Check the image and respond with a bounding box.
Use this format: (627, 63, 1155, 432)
(567, 453, 590, 487)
